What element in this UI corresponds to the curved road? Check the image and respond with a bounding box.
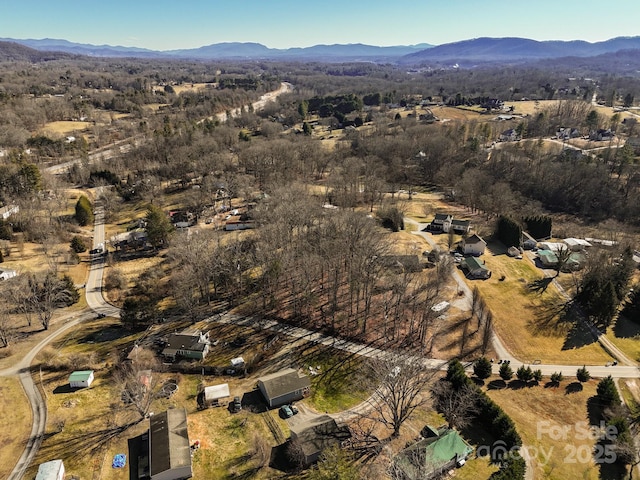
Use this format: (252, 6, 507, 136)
(4, 204, 117, 480)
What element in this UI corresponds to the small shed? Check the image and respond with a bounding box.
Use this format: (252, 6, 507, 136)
(35, 459, 65, 480)
(203, 383, 231, 407)
(257, 368, 311, 408)
(69, 370, 94, 388)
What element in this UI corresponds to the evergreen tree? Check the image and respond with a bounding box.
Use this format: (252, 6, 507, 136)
(596, 376, 621, 408)
(447, 359, 470, 390)
(74, 195, 94, 226)
(145, 204, 173, 249)
(70, 236, 87, 253)
(499, 362, 513, 381)
(473, 357, 493, 380)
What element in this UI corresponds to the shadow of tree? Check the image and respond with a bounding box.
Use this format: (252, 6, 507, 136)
(565, 382, 584, 394)
(487, 379, 507, 390)
(527, 276, 554, 294)
(613, 314, 640, 340)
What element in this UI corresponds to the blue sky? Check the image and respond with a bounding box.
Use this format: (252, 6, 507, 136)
(1, 0, 639, 50)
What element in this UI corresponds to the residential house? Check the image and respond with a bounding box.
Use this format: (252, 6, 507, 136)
(393, 426, 473, 480)
(538, 242, 566, 252)
(538, 249, 559, 268)
(162, 331, 209, 361)
(556, 127, 581, 140)
(290, 415, 351, 466)
(0, 268, 17, 281)
(203, 383, 230, 408)
(461, 234, 486, 256)
(590, 129, 615, 141)
(429, 213, 453, 233)
(142, 408, 192, 480)
(35, 459, 65, 480)
(257, 368, 311, 408)
(460, 257, 491, 280)
(450, 219, 471, 234)
(499, 128, 519, 142)
(563, 238, 592, 252)
(69, 370, 94, 388)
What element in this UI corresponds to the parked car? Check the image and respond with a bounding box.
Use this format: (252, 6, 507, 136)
(279, 404, 293, 418)
(232, 396, 242, 413)
(290, 404, 299, 415)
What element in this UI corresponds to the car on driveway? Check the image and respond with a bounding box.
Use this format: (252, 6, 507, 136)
(232, 396, 242, 413)
(279, 404, 293, 418)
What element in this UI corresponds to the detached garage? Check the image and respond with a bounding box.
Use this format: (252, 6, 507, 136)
(69, 370, 94, 388)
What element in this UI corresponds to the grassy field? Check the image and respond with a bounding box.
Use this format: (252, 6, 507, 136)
(488, 379, 603, 480)
(0, 378, 31, 480)
(469, 244, 612, 364)
(606, 315, 640, 363)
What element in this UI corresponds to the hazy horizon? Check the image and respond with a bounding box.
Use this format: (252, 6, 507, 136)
(2, 0, 639, 51)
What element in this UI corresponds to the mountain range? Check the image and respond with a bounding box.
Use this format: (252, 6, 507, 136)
(1, 36, 640, 65)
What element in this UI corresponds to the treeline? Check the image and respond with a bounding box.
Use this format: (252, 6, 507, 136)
(434, 360, 526, 479)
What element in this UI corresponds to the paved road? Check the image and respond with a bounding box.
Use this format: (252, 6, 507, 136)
(4, 201, 117, 480)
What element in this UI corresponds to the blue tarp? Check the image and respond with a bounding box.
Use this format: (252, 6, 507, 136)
(112, 453, 126, 468)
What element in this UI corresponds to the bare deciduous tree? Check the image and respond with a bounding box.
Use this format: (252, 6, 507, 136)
(430, 380, 480, 430)
(366, 354, 437, 438)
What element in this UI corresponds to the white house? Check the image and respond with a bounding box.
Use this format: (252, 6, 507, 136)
(563, 238, 592, 251)
(0, 268, 17, 281)
(69, 370, 94, 388)
(35, 459, 65, 480)
(461, 234, 487, 256)
(429, 213, 453, 233)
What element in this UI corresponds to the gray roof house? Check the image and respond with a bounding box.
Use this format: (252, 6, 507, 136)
(257, 368, 311, 408)
(149, 408, 192, 480)
(162, 331, 209, 361)
(290, 415, 351, 466)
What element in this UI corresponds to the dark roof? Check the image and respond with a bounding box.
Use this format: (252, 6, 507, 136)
(162, 333, 207, 356)
(461, 257, 489, 275)
(451, 219, 470, 227)
(258, 368, 310, 401)
(464, 233, 486, 245)
(149, 408, 191, 477)
(290, 415, 351, 460)
(433, 213, 452, 222)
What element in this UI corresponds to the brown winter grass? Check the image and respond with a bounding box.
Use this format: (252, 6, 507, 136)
(468, 244, 612, 364)
(488, 380, 601, 480)
(39, 120, 93, 137)
(606, 315, 640, 363)
(0, 377, 31, 480)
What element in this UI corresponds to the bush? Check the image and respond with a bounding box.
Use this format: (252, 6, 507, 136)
(550, 372, 563, 384)
(516, 365, 533, 382)
(533, 369, 543, 382)
(70, 235, 87, 253)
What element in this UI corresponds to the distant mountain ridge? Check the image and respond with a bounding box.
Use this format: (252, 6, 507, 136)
(0, 38, 432, 61)
(1, 36, 640, 65)
(399, 36, 640, 64)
